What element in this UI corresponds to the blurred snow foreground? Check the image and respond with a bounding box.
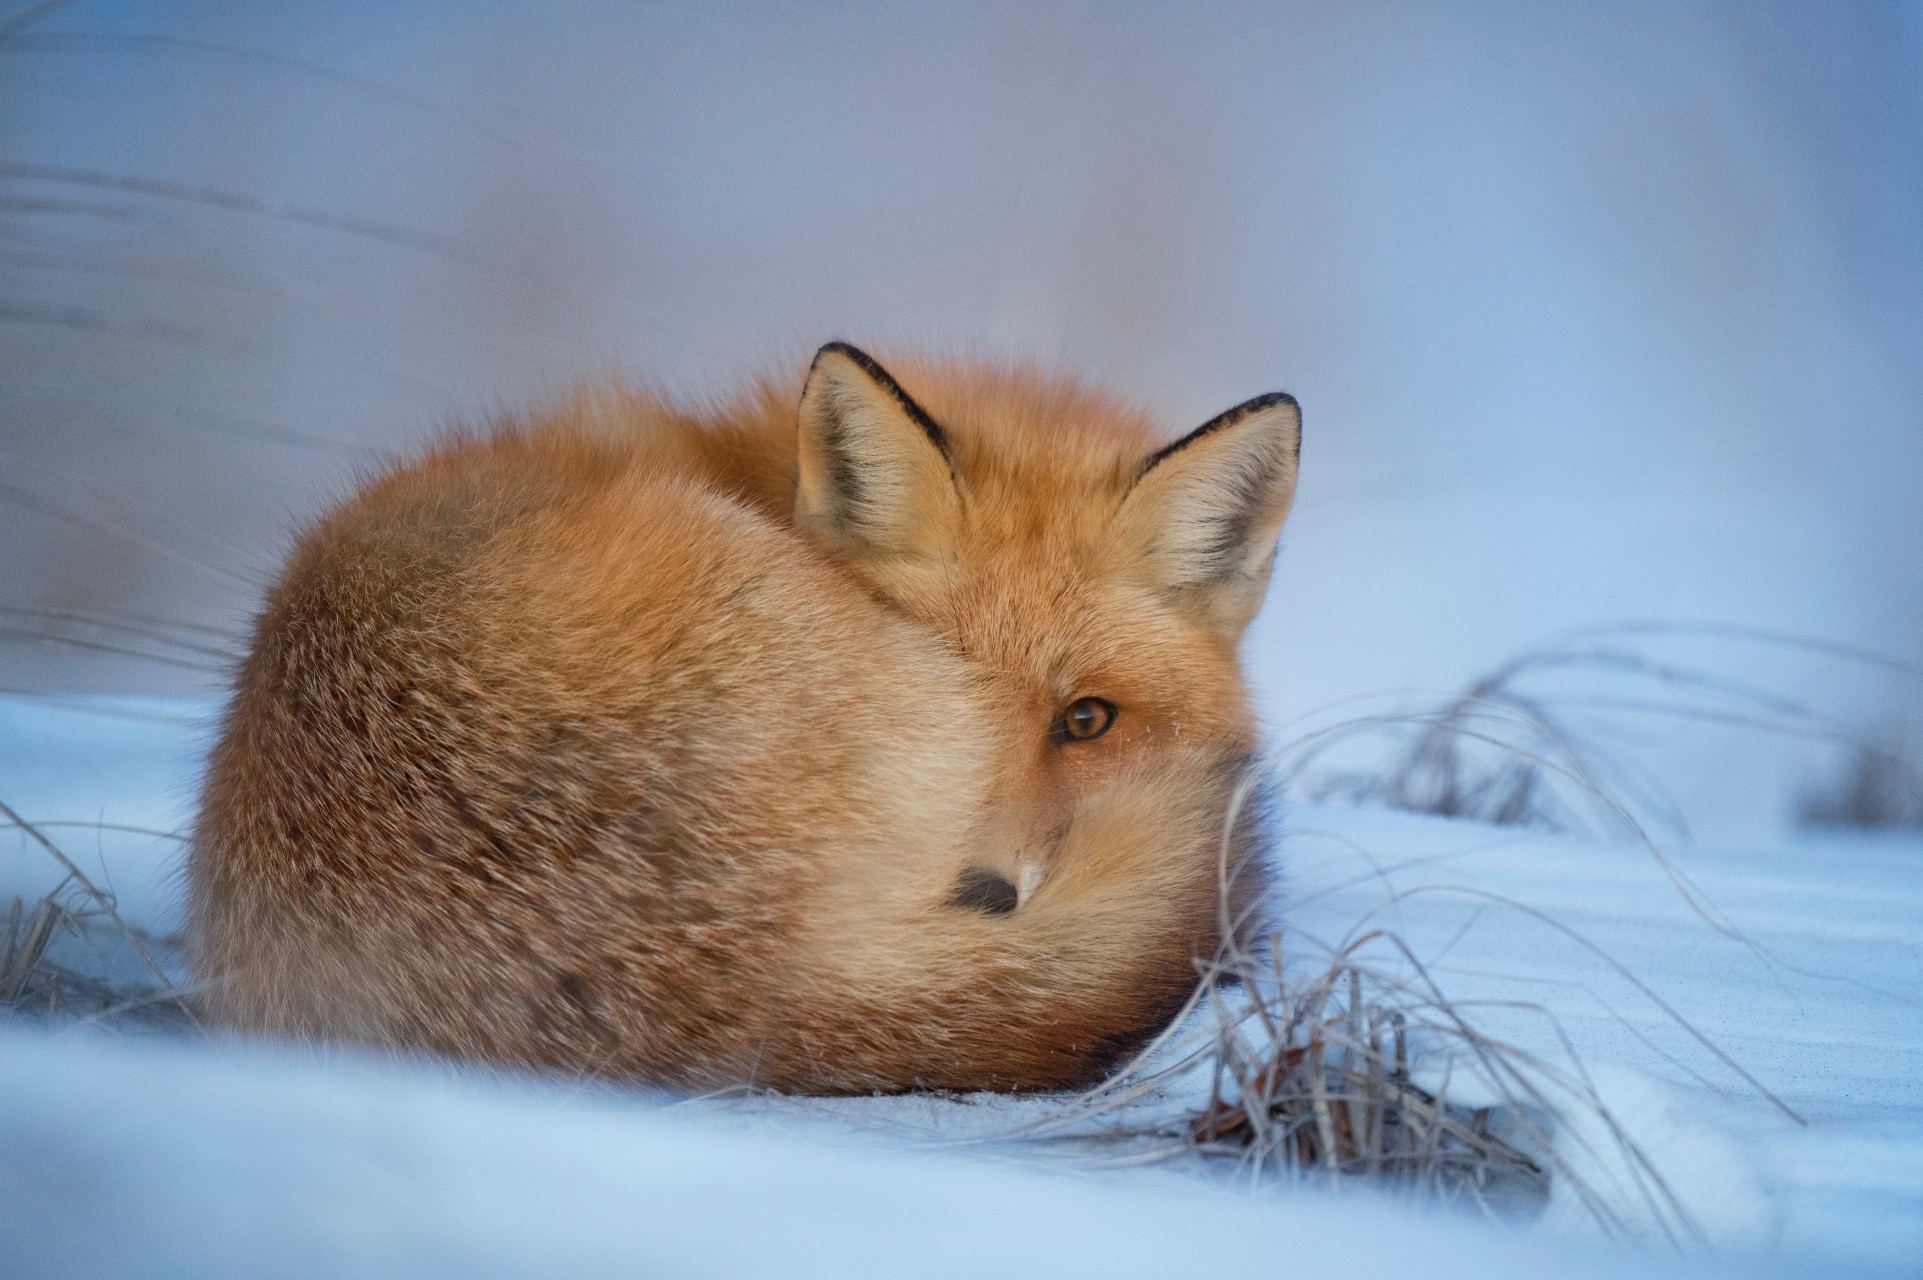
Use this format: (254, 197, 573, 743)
(3, 696, 1921, 1279)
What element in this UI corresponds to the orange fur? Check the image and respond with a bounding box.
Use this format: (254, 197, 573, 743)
(189, 345, 1300, 1092)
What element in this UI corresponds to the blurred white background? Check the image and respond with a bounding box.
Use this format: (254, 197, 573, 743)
(3, 1, 1919, 835)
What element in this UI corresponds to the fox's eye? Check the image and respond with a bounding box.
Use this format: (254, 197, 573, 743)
(1053, 696, 1116, 744)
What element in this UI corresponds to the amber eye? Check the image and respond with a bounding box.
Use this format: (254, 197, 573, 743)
(1053, 696, 1116, 744)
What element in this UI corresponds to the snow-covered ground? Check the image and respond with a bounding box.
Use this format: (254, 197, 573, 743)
(4, 694, 1918, 1277)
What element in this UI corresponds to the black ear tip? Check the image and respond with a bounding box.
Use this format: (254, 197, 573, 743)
(1270, 392, 1301, 453)
(811, 340, 873, 373)
(1247, 392, 1301, 459)
(799, 342, 952, 461)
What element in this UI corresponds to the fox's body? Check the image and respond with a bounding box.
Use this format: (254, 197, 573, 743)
(190, 346, 1300, 1092)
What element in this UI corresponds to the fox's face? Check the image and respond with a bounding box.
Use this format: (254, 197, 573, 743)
(794, 343, 1299, 800)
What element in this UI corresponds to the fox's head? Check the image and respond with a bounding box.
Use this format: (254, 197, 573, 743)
(781, 343, 1300, 1086)
(794, 342, 1299, 795)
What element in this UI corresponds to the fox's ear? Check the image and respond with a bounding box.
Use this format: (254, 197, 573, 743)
(796, 342, 961, 562)
(1116, 392, 1301, 637)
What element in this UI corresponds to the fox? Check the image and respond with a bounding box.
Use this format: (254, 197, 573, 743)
(188, 343, 1302, 1093)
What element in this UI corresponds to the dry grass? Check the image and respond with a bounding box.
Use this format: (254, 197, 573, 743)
(1106, 946, 1564, 1217)
(1281, 623, 1923, 843)
(0, 884, 195, 1031)
(1185, 953, 1553, 1207)
(0, 800, 196, 1033)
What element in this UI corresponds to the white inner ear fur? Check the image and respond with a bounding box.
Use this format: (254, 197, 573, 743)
(1118, 396, 1300, 632)
(795, 352, 959, 558)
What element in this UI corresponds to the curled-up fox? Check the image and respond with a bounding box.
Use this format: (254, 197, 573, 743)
(190, 343, 1301, 1092)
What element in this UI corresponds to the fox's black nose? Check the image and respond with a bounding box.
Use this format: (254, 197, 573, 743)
(947, 866, 1019, 915)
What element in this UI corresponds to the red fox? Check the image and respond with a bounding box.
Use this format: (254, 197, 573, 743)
(189, 344, 1301, 1092)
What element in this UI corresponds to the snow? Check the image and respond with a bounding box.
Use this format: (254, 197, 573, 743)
(4, 695, 1919, 1275)
(0, 1029, 1717, 1280)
